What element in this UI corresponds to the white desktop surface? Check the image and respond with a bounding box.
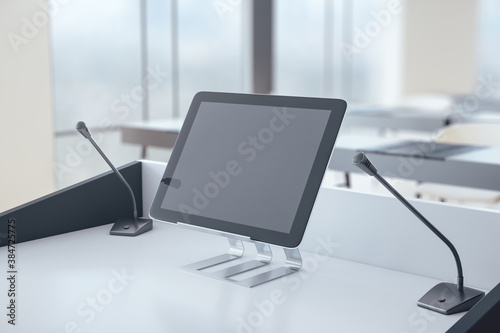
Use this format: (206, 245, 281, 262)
(335, 134, 500, 163)
(335, 133, 500, 169)
(342, 107, 448, 132)
(2, 160, 499, 333)
(0, 222, 463, 333)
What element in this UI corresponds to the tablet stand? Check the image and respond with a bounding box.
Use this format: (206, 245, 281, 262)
(181, 237, 302, 287)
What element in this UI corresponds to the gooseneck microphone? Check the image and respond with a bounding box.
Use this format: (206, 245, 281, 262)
(352, 152, 484, 315)
(76, 121, 152, 236)
(353, 152, 464, 288)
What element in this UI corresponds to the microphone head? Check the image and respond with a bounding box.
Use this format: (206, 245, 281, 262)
(76, 121, 86, 130)
(76, 121, 91, 139)
(352, 152, 378, 176)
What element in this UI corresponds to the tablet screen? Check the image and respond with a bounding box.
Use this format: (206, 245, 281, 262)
(150, 92, 346, 247)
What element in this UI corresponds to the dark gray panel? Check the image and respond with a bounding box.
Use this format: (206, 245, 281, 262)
(0, 161, 143, 247)
(447, 282, 500, 332)
(253, 0, 273, 94)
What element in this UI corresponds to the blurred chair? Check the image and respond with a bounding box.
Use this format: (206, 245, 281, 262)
(416, 123, 500, 206)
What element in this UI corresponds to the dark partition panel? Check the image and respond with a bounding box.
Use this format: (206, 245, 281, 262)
(447, 282, 500, 332)
(0, 161, 143, 247)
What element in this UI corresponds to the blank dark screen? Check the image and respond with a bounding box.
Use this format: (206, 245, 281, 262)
(161, 102, 330, 233)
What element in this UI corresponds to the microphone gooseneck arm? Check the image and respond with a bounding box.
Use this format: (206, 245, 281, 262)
(352, 152, 464, 292)
(372, 171, 463, 291)
(76, 121, 138, 220)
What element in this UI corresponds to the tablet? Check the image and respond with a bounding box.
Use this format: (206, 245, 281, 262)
(150, 92, 346, 248)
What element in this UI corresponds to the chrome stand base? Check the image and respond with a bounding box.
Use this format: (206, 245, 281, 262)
(181, 238, 302, 288)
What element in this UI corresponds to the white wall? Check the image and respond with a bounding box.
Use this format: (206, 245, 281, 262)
(0, 1, 55, 211)
(401, 0, 477, 96)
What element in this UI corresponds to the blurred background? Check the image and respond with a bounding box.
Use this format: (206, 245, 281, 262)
(1, 0, 500, 212)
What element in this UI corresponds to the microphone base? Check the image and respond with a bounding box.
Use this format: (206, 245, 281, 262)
(110, 217, 153, 236)
(417, 282, 485, 315)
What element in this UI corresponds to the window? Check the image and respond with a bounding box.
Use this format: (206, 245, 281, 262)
(274, 0, 402, 104)
(51, 0, 143, 188)
(51, 0, 249, 189)
(147, 0, 250, 120)
(477, 0, 500, 97)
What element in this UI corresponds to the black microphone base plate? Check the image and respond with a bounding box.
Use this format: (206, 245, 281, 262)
(110, 217, 153, 236)
(417, 282, 485, 315)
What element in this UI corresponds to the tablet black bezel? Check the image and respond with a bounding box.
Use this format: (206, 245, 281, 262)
(150, 91, 346, 248)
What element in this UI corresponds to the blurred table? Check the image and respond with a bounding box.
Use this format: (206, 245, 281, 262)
(342, 106, 451, 132)
(330, 134, 500, 191)
(121, 119, 184, 158)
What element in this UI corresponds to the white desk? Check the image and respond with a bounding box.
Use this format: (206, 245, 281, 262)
(459, 110, 500, 124)
(342, 107, 450, 132)
(0, 223, 465, 333)
(2, 160, 500, 332)
(330, 134, 500, 191)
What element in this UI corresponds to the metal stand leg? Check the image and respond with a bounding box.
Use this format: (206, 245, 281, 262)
(235, 247, 302, 288)
(181, 238, 244, 271)
(208, 242, 272, 279)
(181, 238, 302, 288)
(344, 172, 351, 188)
